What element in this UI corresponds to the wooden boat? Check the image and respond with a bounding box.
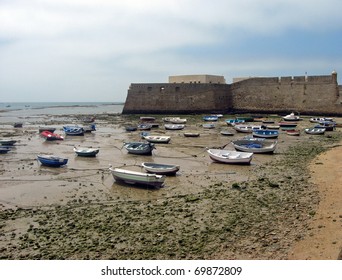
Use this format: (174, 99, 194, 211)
(207, 149, 253, 164)
(73, 146, 99, 157)
(37, 154, 68, 167)
(143, 135, 171, 144)
(282, 112, 302, 121)
(164, 124, 185, 130)
(286, 129, 301, 136)
(252, 129, 279, 138)
(38, 127, 56, 133)
(233, 124, 263, 133)
(109, 167, 165, 187)
(40, 131, 64, 141)
(124, 142, 155, 155)
(304, 127, 326, 135)
(0, 139, 17, 146)
(203, 115, 218, 121)
(63, 126, 84, 136)
(220, 130, 234, 136)
(141, 162, 180, 175)
(232, 139, 277, 154)
(202, 123, 216, 129)
(183, 132, 200, 137)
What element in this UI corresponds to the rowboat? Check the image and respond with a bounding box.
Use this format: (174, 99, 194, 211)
(73, 146, 99, 157)
(225, 119, 245, 126)
(0, 147, 11, 154)
(140, 116, 156, 122)
(309, 117, 334, 123)
(183, 132, 200, 137)
(304, 127, 325, 135)
(38, 127, 56, 133)
(124, 142, 155, 155)
(13, 122, 23, 128)
(163, 117, 187, 124)
(63, 126, 84, 136)
(282, 112, 302, 121)
(0, 139, 17, 146)
(141, 162, 180, 175)
(109, 167, 165, 187)
(315, 121, 336, 131)
(252, 129, 279, 138)
(82, 123, 96, 132)
(203, 115, 218, 121)
(207, 149, 253, 164)
(143, 135, 171, 144)
(202, 123, 216, 129)
(278, 122, 298, 130)
(40, 131, 64, 141)
(37, 154, 68, 167)
(233, 124, 263, 133)
(220, 130, 234, 136)
(164, 124, 185, 130)
(137, 123, 152, 130)
(286, 129, 301, 136)
(232, 139, 277, 154)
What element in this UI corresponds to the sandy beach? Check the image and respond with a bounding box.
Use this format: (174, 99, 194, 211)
(0, 112, 341, 259)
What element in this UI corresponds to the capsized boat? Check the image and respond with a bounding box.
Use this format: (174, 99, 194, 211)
(37, 154, 68, 167)
(109, 167, 165, 187)
(207, 149, 253, 164)
(141, 162, 180, 175)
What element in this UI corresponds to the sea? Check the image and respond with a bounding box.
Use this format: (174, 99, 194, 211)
(0, 102, 124, 123)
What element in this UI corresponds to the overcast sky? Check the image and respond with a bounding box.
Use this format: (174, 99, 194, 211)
(1, 0, 341, 102)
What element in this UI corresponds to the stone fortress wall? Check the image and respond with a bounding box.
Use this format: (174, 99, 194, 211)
(122, 72, 342, 116)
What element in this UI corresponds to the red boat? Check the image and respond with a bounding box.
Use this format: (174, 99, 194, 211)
(40, 131, 64, 141)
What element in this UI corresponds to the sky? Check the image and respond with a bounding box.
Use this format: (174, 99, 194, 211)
(1, 0, 342, 102)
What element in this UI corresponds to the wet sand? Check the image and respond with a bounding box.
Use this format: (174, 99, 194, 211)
(1, 113, 342, 259)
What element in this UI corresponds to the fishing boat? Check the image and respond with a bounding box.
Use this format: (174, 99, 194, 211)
(63, 126, 84, 136)
(164, 124, 185, 130)
(286, 129, 301, 136)
(203, 115, 218, 121)
(141, 162, 180, 175)
(40, 131, 64, 141)
(109, 167, 165, 187)
(38, 127, 56, 133)
(124, 142, 155, 155)
(232, 139, 277, 154)
(183, 132, 200, 137)
(252, 129, 279, 138)
(207, 149, 253, 164)
(73, 146, 99, 157)
(143, 135, 171, 144)
(233, 124, 263, 133)
(304, 127, 326, 135)
(282, 112, 302, 121)
(0, 139, 17, 146)
(37, 154, 68, 167)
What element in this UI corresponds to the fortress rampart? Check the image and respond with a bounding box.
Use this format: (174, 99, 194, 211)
(122, 73, 342, 116)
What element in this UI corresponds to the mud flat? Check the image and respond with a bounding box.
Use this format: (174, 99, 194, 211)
(0, 114, 341, 259)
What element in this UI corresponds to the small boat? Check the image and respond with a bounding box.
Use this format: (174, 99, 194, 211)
(225, 119, 245, 126)
(137, 123, 152, 130)
(63, 126, 84, 136)
(220, 130, 234, 136)
(304, 127, 326, 135)
(141, 162, 180, 175)
(309, 117, 334, 123)
(73, 146, 99, 157)
(82, 123, 96, 132)
(278, 122, 298, 130)
(0, 139, 17, 146)
(164, 124, 185, 130)
(262, 119, 275, 124)
(202, 123, 216, 129)
(124, 142, 155, 155)
(0, 147, 11, 154)
(232, 139, 277, 154)
(236, 116, 254, 122)
(143, 135, 171, 144)
(282, 112, 302, 121)
(163, 117, 187, 124)
(13, 122, 23, 128)
(183, 132, 200, 137)
(125, 125, 138, 132)
(252, 129, 279, 138)
(203, 115, 218, 121)
(286, 129, 301, 136)
(265, 124, 280, 130)
(80, 116, 96, 123)
(40, 131, 64, 141)
(37, 154, 68, 167)
(109, 167, 165, 188)
(315, 121, 336, 131)
(233, 124, 263, 133)
(207, 149, 253, 164)
(38, 127, 56, 133)
(140, 116, 156, 122)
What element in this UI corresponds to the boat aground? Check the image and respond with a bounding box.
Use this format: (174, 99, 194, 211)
(207, 149, 253, 164)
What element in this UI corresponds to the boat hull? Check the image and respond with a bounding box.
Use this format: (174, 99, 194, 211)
(37, 155, 68, 167)
(207, 149, 253, 164)
(141, 162, 180, 175)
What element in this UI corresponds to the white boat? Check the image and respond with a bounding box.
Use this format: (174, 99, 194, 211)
(202, 123, 216, 129)
(109, 167, 165, 187)
(164, 124, 185, 130)
(220, 130, 234, 136)
(73, 146, 99, 157)
(304, 127, 326, 135)
(233, 124, 263, 133)
(143, 135, 171, 144)
(309, 117, 333, 123)
(207, 149, 253, 164)
(282, 112, 302, 121)
(232, 139, 277, 154)
(163, 117, 187, 124)
(141, 162, 180, 175)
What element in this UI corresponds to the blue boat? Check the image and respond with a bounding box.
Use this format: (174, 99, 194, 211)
(252, 129, 279, 138)
(123, 142, 155, 155)
(37, 155, 68, 167)
(63, 126, 84, 136)
(203, 115, 218, 121)
(0, 147, 11, 154)
(225, 119, 245, 125)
